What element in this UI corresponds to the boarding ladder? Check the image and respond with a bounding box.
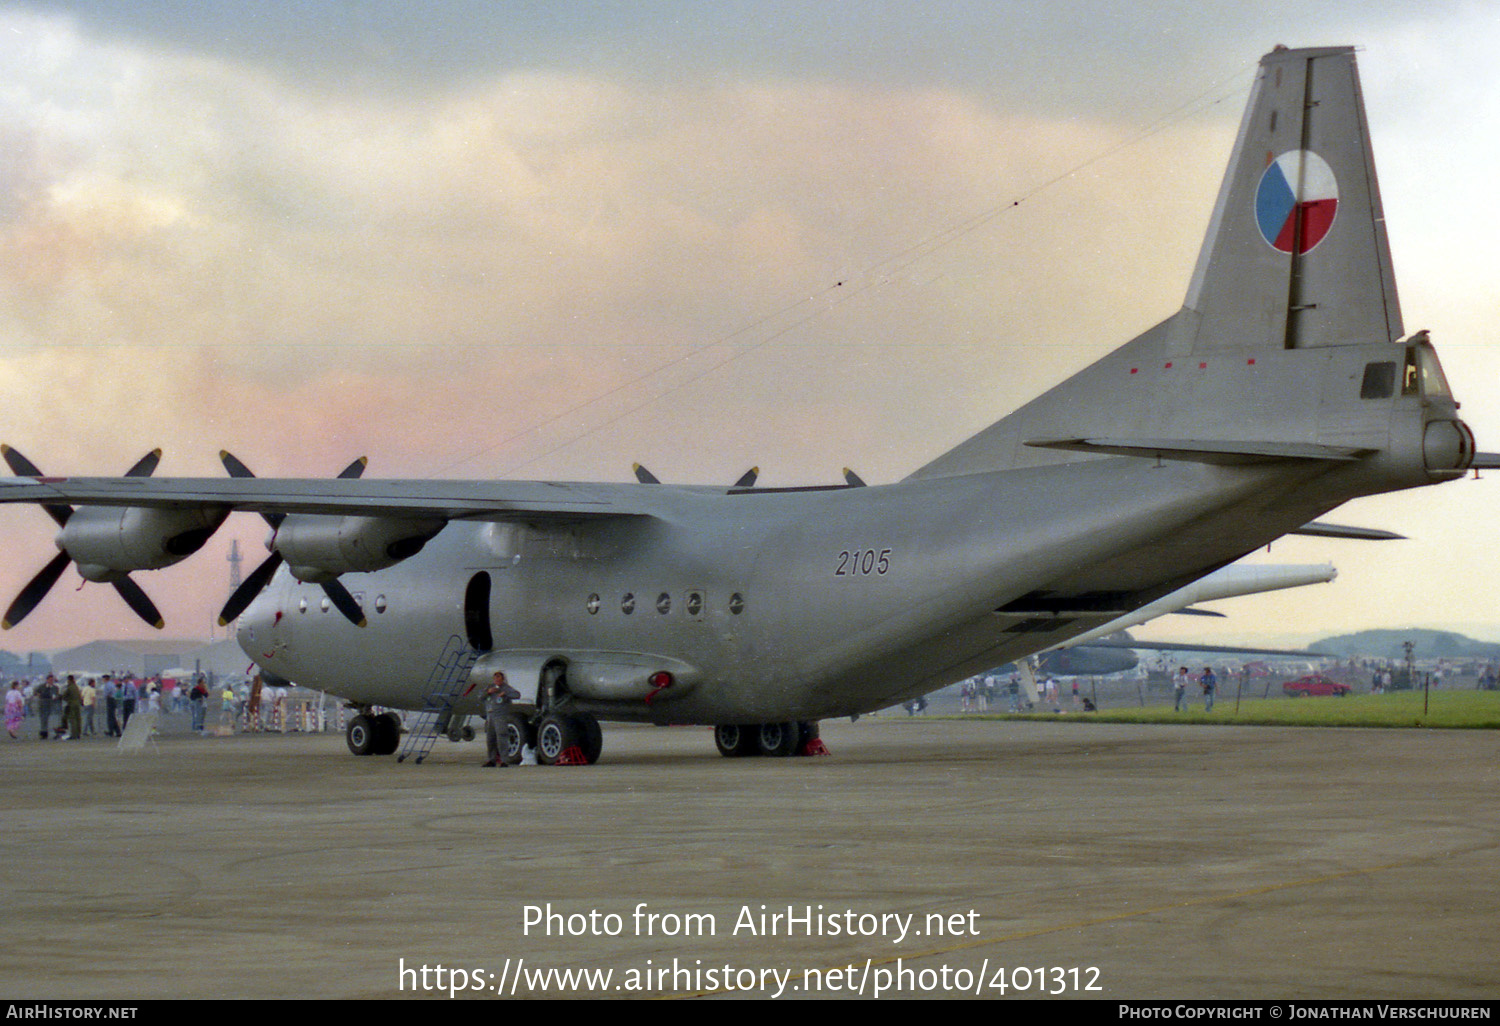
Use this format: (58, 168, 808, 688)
(396, 635, 482, 764)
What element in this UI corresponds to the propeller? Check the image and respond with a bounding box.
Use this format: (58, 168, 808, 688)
(635, 463, 759, 488)
(217, 452, 369, 628)
(1, 445, 166, 630)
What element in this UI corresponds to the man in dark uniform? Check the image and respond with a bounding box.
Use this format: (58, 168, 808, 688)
(102, 674, 120, 737)
(57, 675, 82, 740)
(37, 674, 59, 739)
(482, 671, 522, 767)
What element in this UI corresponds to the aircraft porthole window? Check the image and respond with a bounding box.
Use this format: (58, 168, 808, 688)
(729, 593, 745, 615)
(375, 595, 387, 614)
(586, 593, 600, 615)
(656, 592, 671, 615)
(320, 596, 331, 613)
(686, 592, 703, 617)
(298, 597, 307, 614)
(621, 593, 635, 615)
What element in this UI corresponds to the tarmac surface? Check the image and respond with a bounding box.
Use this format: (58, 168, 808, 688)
(2, 716, 1496, 1001)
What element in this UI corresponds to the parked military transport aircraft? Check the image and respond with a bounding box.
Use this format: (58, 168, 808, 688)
(0, 46, 1493, 764)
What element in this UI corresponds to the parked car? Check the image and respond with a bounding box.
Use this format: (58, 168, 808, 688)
(1281, 674, 1351, 697)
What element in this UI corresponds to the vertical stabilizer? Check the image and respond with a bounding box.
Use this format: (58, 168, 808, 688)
(911, 45, 1421, 483)
(1185, 45, 1403, 351)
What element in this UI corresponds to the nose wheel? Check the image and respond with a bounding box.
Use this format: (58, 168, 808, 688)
(346, 711, 401, 756)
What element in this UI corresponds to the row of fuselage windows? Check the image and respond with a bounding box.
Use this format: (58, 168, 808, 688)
(297, 594, 388, 615)
(587, 591, 745, 617)
(292, 592, 743, 618)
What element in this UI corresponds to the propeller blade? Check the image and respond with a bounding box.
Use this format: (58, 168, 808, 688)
(111, 576, 165, 630)
(1, 444, 45, 478)
(322, 579, 368, 627)
(2, 445, 73, 527)
(3, 551, 71, 629)
(219, 450, 255, 479)
(124, 449, 162, 477)
(843, 468, 867, 488)
(733, 467, 759, 489)
(218, 551, 284, 626)
(220, 450, 284, 529)
(221, 451, 370, 627)
(633, 463, 660, 484)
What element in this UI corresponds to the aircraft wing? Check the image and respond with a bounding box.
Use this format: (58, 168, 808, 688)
(0, 475, 652, 522)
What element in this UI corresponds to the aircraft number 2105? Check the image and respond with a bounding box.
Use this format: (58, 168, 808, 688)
(835, 548, 892, 577)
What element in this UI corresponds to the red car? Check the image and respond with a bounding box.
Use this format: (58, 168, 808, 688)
(1281, 674, 1351, 697)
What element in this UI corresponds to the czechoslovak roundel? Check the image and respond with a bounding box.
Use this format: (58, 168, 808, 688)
(1255, 150, 1338, 254)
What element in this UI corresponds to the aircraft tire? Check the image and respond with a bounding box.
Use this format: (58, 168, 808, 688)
(373, 712, 403, 755)
(535, 713, 577, 765)
(573, 713, 603, 764)
(714, 724, 758, 757)
(346, 714, 377, 756)
(500, 713, 529, 765)
(756, 721, 799, 757)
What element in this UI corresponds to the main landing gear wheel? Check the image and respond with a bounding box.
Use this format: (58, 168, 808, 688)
(756, 721, 800, 757)
(715, 721, 826, 757)
(535, 713, 602, 765)
(574, 712, 603, 764)
(713, 724, 758, 757)
(499, 713, 532, 766)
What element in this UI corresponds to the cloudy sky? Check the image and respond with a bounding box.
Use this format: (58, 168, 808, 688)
(0, 1, 1496, 654)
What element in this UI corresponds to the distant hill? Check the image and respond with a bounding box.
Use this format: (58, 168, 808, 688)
(1309, 629, 1500, 661)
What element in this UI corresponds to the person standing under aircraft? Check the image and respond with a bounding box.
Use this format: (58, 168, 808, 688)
(482, 672, 521, 767)
(1173, 667, 1190, 712)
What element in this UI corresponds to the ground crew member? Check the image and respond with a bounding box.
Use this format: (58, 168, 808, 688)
(483, 672, 521, 767)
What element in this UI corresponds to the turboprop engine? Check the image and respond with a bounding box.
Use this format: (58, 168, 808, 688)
(61, 505, 228, 581)
(274, 514, 446, 584)
(1, 445, 222, 629)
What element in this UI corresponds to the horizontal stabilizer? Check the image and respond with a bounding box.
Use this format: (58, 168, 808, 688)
(1171, 607, 1228, 618)
(1087, 638, 1325, 658)
(1471, 453, 1500, 470)
(1023, 437, 1372, 464)
(1292, 521, 1404, 541)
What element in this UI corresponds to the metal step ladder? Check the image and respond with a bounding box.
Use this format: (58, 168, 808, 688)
(396, 635, 481, 764)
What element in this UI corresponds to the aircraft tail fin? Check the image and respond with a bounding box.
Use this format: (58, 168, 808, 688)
(1186, 45, 1401, 352)
(912, 46, 1440, 482)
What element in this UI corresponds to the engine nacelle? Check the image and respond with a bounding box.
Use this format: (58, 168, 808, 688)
(60, 505, 228, 582)
(275, 514, 446, 583)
